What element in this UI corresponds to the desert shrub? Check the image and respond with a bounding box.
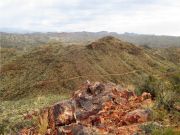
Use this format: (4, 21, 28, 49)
(135, 76, 177, 111)
(154, 80, 177, 111)
(0, 123, 8, 135)
(0, 119, 11, 135)
(140, 123, 179, 135)
(135, 76, 157, 98)
(152, 108, 169, 122)
(157, 87, 176, 111)
(152, 127, 179, 135)
(140, 122, 160, 134)
(169, 73, 180, 94)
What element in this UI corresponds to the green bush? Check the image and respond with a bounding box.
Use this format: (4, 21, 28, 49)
(140, 123, 179, 135)
(135, 76, 178, 111)
(155, 81, 176, 111)
(152, 128, 179, 135)
(140, 122, 160, 134)
(135, 76, 157, 98)
(0, 123, 7, 135)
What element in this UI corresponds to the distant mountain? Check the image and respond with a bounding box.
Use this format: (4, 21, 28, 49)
(0, 31, 180, 48)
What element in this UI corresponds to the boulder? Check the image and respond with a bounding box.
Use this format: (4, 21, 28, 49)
(124, 109, 152, 124)
(19, 81, 153, 135)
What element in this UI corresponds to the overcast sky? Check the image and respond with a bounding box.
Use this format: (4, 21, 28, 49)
(0, 0, 180, 35)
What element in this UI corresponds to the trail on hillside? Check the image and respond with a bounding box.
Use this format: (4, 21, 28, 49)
(63, 70, 142, 81)
(62, 70, 180, 82)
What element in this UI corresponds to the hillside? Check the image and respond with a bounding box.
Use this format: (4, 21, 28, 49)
(149, 47, 180, 64)
(0, 36, 179, 100)
(0, 36, 180, 134)
(0, 32, 50, 48)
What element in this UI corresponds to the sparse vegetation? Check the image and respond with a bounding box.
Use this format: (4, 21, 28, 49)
(0, 36, 180, 134)
(135, 76, 157, 98)
(140, 123, 180, 135)
(135, 75, 179, 111)
(0, 94, 69, 133)
(1, 32, 180, 48)
(1, 37, 179, 100)
(136, 74, 179, 110)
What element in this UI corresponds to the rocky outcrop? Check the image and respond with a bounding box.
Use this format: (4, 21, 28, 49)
(19, 82, 153, 135)
(87, 36, 142, 55)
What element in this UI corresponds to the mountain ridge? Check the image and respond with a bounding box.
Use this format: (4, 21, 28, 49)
(1, 36, 179, 100)
(1, 32, 180, 48)
(0, 36, 180, 134)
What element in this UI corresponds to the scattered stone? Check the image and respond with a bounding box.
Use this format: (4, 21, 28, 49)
(19, 81, 153, 135)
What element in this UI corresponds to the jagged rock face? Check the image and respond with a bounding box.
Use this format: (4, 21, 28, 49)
(19, 82, 153, 135)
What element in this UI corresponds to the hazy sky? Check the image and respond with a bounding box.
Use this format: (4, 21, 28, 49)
(0, 0, 180, 35)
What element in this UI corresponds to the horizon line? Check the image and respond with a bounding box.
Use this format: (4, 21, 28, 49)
(0, 30, 179, 37)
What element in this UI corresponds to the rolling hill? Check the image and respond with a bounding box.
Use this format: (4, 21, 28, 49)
(0, 36, 180, 134)
(1, 36, 179, 100)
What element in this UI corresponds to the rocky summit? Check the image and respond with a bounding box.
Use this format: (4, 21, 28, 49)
(19, 82, 153, 135)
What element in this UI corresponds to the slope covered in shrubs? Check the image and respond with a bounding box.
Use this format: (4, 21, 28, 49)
(0, 36, 179, 134)
(1, 36, 179, 100)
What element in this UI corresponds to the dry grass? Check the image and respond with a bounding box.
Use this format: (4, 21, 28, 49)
(0, 36, 179, 134)
(0, 93, 69, 133)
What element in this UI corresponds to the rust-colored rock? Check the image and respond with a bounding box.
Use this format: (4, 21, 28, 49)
(124, 109, 151, 124)
(20, 82, 153, 135)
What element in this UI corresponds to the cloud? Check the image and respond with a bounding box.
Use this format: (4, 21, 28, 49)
(0, 0, 180, 35)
